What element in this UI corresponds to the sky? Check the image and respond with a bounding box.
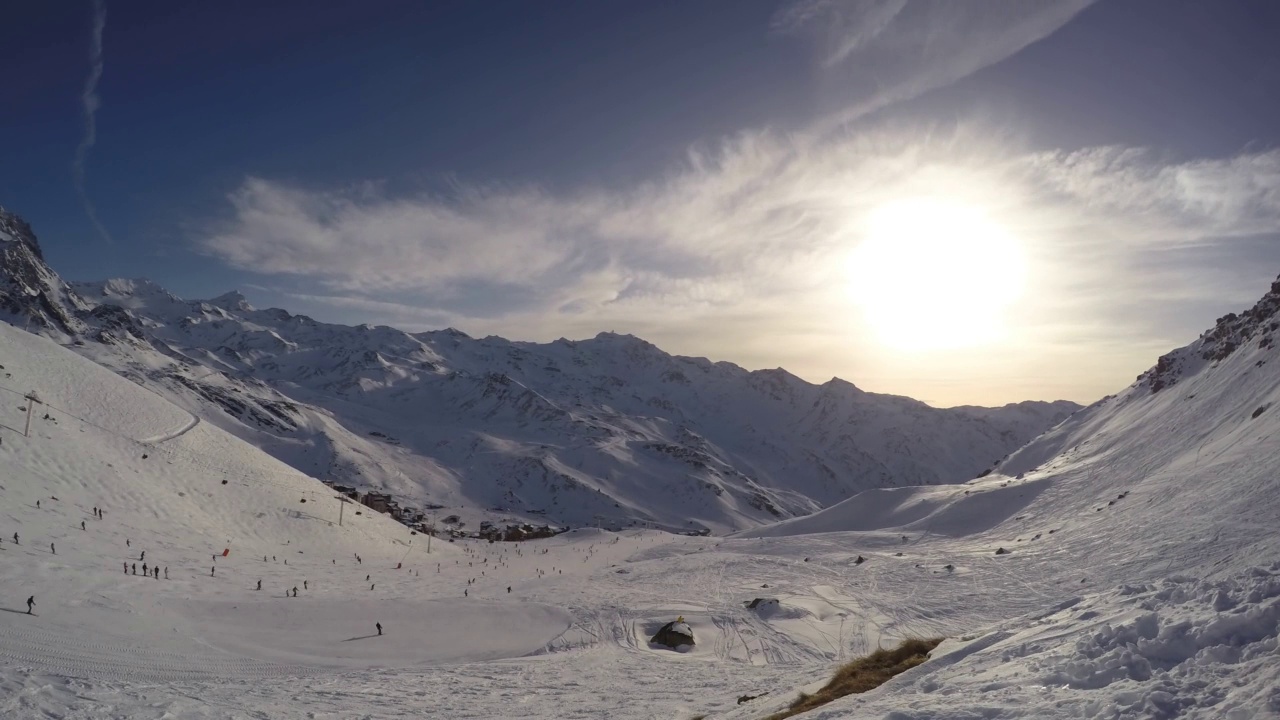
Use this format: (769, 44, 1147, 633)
(3, 0, 1280, 407)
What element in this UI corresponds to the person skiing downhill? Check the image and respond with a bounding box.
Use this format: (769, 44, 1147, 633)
(132, 563, 137, 575)
(142, 563, 147, 575)
(256, 580, 261, 591)
(12, 533, 17, 545)
(26, 596, 34, 614)
(81, 521, 85, 531)
(376, 622, 382, 636)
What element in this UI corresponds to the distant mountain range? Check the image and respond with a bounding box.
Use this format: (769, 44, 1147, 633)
(1, 207, 1079, 531)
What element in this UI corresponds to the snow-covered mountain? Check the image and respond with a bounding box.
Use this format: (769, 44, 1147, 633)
(4, 207, 1279, 719)
(1, 207, 1079, 531)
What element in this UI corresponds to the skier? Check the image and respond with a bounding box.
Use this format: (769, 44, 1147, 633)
(36, 500, 39, 509)
(291, 587, 297, 597)
(123, 562, 127, 574)
(140, 551, 145, 561)
(256, 580, 261, 591)
(303, 580, 307, 590)
(26, 595, 34, 614)
(464, 588, 468, 597)
(366, 574, 370, 582)
(142, 563, 148, 576)
(211, 566, 215, 577)
(164, 567, 168, 579)
(507, 586, 511, 594)
(81, 521, 85, 531)
(126, 539, 130, 547)
(370, 584, 375, 591)
(153, 567, 159, 579)
(132, 563, 137, 575)
(12, 533, 17, 544)
(376, 622, 382, 636)
(50, 542, 55, 555)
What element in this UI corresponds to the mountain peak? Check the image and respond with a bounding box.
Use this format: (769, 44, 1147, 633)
(0, 207, 44, 261)
(206, 290, 253, 312)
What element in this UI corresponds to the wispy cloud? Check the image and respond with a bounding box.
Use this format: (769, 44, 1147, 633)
(192, 1, 1280, 405)
(73, 0, 112, 245)
(198, 128, 1280, 400)
(773, 0, 1097, 130)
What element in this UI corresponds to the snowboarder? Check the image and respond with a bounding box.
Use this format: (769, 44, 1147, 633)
(376, 622, 382, 636)
(26, 596, 34, 614)
(256, 580, 261, 591)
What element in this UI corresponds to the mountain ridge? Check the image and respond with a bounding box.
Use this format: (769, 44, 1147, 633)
(1, 206, 1080, 531)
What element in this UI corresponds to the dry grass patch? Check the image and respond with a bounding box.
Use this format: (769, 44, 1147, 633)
(763, 637, 944, 720)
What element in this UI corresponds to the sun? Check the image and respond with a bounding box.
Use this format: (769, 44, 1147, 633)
(848, 199, 1025, 350)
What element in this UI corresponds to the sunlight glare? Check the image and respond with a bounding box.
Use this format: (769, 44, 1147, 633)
(848, 199, 1025, 350)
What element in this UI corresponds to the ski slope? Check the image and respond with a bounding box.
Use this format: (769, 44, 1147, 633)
(3, 308, 1280, 718)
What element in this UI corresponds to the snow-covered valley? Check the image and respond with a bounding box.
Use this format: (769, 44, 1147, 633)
(2, 206, 1280, 719)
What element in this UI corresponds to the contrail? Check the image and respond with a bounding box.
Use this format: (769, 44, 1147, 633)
(73, 0, 112, 244)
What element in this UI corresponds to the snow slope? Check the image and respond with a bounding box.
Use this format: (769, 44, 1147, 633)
(1, 207, 1080, 533)
(3, 273, 1280, 719)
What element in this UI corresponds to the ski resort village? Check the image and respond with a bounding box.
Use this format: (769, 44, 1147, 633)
(4, 2, 1280, 718)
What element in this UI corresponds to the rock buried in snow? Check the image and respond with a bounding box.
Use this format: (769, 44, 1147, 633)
(854, 555, 866, 565)
(745, 597, 778, 611)
(650, 620, 695, 649)
(995, 547, 1010, 555)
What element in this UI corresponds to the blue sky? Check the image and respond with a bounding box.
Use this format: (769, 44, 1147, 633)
(4, 0, 1280, 406)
